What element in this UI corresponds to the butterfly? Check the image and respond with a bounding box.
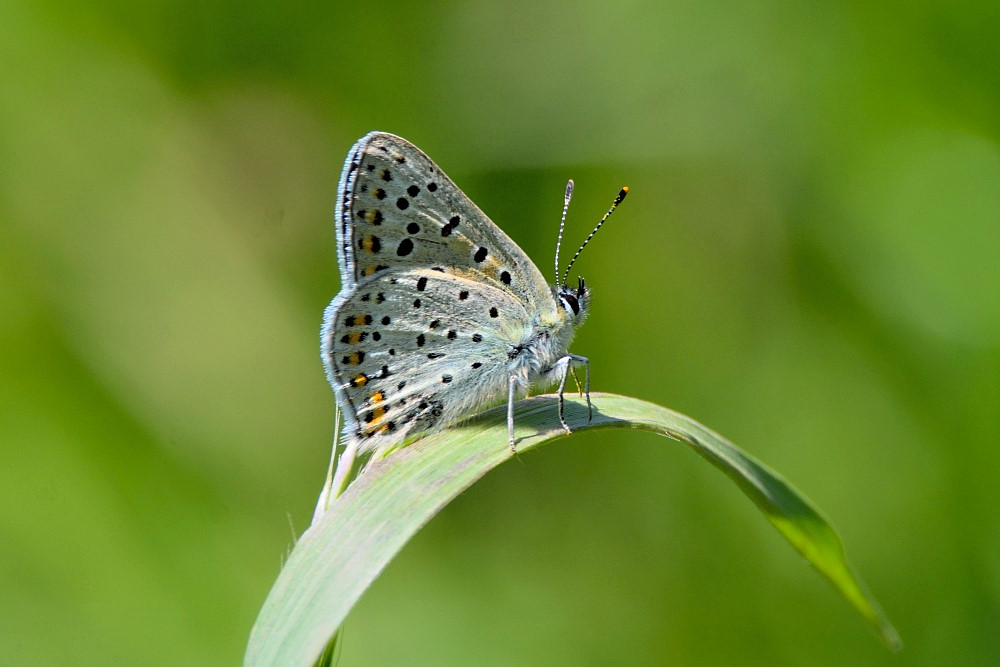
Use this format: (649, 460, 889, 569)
(320, 132, 626, 489)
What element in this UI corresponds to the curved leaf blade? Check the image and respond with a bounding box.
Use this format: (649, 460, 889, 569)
(245, 393, 900, 666)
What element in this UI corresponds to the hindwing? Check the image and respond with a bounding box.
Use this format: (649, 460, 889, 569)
(322, 268, 535, 456)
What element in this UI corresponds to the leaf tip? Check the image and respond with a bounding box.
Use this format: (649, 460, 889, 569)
(880, 621, 903, 653)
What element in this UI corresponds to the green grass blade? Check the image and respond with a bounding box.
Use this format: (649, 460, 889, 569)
(244, 393, 900, 666)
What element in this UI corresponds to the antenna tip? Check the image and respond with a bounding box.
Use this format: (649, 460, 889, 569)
(565, 179, 574, 197)
(617, 187, 629, 203)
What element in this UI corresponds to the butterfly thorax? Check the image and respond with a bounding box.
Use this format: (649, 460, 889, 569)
(506, 278, 590, 383)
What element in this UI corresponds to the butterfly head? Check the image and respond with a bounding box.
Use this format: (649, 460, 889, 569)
(557, 276, 590, 322)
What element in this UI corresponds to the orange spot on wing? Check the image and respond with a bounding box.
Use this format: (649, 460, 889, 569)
(345, 314, 368, 326)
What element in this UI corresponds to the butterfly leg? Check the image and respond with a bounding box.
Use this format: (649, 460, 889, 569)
(556, 354, 592, 432)
(555, 358, 573, 435)
(570, 367, 583, 396)
(576, 355, 593, 422)
(507, 375, 517, 453)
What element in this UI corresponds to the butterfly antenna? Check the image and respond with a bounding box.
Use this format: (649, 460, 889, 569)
(554, 179, 574, 281)
(562, 186, 628, 286)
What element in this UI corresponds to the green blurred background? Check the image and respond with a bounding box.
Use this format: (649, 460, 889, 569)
(2, 0, 998, 664)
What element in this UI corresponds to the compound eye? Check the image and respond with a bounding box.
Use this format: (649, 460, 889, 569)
(560, 292, 580, 316)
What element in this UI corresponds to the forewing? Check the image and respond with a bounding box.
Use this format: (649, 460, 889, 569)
(322, 268, 531, 457)
(335, 132, 552, 310)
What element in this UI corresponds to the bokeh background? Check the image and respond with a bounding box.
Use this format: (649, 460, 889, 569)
(2, 0, 998, 664)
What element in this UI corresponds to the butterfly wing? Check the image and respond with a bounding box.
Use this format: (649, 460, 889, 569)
(335, 132, 554, 312)
(322, 267, 536, 457)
